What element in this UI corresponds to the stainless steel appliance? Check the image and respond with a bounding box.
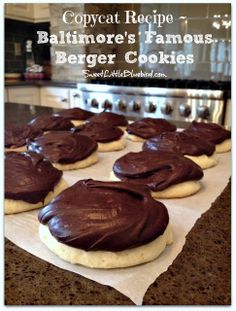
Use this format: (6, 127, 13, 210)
(74, 80, 230, 126)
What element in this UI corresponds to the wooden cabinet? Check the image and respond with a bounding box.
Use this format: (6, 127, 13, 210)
(5, 3, 50, 22)
(7, 87, 40, 106)
(5, 86, 81, 108)
(5, 4, 33, 21)
(40, 87, 71, 109)
(33, 4, 50, 22)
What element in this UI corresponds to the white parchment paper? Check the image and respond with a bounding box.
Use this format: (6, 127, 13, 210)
(5, 141, 231, 305)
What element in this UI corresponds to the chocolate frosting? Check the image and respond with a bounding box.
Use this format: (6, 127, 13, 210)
(113, 150, 203, 191)
(143, 131, 215, 156)
(27, 131, 97, 164)
(184, 121, 231, 145)
(28, 115, 73, 131)
(54, 107, 94, 120)
(71, 122, 123, 143)
(127, 118, 176, 139)
(5, 124, 42, 148)
(5, 152, 62, 204)
(88, 111, 128, 127)
(38, 179, 169, 252)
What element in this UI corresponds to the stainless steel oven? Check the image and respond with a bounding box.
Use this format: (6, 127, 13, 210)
(74, 80, 230, 127)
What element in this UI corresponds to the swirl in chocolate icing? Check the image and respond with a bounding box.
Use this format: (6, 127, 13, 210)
(113, 150, 203, 191)
(127, 118, 176, 139)
(27, 131, 98, 164)
(38, 179, 169, 252)
(184, 121, 231, 145)
(71, 122, 123, 143)
(5, 152, 62, 203)
(5, 124, 42, 148)
(143, 131, 215, 156)
(88, 111, 128, 127)
(28, 115, 73, 131)
(54, 107, 94, 120)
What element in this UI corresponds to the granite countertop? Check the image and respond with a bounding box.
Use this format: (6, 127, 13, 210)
(5, 103, 231, 305)
(5, 182, 231, 305)
(5, 80, 81, 88)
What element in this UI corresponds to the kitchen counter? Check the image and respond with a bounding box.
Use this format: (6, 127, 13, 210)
(5, 80, 80, 88)
(4, 102, 195, 129)
(5, 102, 62, 126)
(5, 103, 231, 305)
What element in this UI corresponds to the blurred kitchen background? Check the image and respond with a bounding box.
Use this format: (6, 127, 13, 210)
(4, 3, 231, 127)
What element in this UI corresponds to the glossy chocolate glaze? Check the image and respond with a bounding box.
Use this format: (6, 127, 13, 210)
(27, 131, 98, 164)
(28, 115, 73, 131)
(113, 150, 203, 191)
(143, 131, 215, 156)
(5, 124, 42, 148)
(54, 108, 94, 120)
(88, 111, 128, 127)
(38, 179, 169, 251)
(127, 118, 176, 139)
(71, 122, 123, 143)
(184, 121, 231, 145)
(5, 152, 62, 203)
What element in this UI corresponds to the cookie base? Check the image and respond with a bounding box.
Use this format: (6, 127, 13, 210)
(52, 151, 98, 171)
(109, 171, 201, 199)
(39, 223, 172, 269)
(5, 177, 68, 215)
(5, 145, 27, 152)
(185, 152, 218, 169)
(127, 134, 146, 142)
(215, 139, 231, 153)
(71, 120, 84, 127)
(151, 180, 201, 199)
(98, 135, 126, 152)
(118, 126, 127, 131)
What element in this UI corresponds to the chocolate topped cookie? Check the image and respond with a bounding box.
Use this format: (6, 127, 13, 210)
(28, 115, 73, 132)
(111, 150, 203, 198)
(5, 124, 42, 151)
(142, 131, 218, 169)
(54, 107, 94, 120)
(27, 131, 98, 170)
(184, 121, 231, 153)
(143, 131, 215, 156)
(5, 152, 67, 214)
(71, 122, 126, 152)
(72, 122, 123, 143)
(88, 111, 128, 128)
(54, 108, 94, 126)
(38, 179, 172, 268)
(127, 118, 176, 141)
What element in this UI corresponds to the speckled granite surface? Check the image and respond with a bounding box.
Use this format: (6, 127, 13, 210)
(5, 182, 231, 305)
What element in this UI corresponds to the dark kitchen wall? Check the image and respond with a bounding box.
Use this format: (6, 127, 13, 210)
(5, 18, 50, 73)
